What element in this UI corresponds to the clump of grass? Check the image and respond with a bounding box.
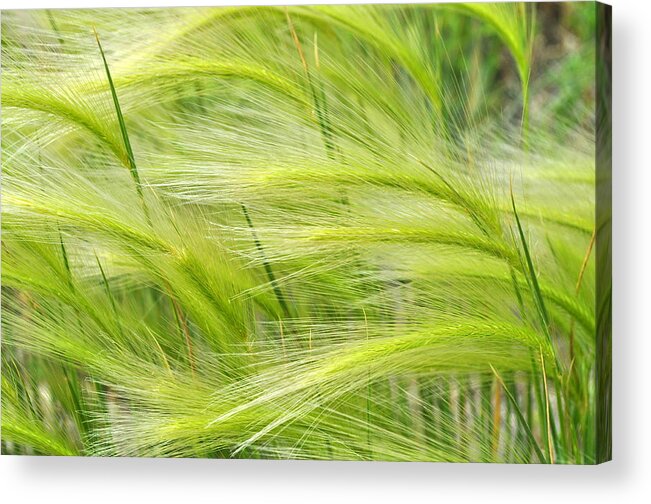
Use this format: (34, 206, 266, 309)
(2, 3, 604, 463)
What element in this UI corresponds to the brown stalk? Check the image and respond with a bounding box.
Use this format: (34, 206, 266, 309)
(575, 229, 596, 294)
(492, 379, 502, 456)
(166, 283, 196, 378)
(286, 9, 309, 74)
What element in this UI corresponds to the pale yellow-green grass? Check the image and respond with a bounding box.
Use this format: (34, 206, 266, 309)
(1, 3, 604, 463)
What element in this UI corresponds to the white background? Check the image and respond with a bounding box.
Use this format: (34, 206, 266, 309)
(1, 0, 648, 502)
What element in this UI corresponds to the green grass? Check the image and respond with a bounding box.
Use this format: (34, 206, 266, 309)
(1, 3, 604, 463)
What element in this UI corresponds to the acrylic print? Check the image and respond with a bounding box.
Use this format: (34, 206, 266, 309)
(1, 2, 611, 463)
